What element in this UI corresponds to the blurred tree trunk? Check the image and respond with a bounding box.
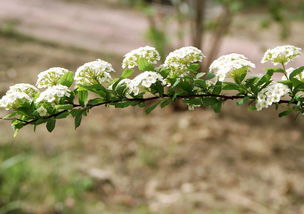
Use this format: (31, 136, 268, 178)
(191, 0, 206, 49)
(204, 5, 233, 71)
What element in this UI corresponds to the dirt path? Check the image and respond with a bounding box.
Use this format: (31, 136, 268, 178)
(0, 0, 147, 55)
(0, 0, 303, 69)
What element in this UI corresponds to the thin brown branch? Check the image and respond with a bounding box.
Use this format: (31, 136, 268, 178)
(1, 93, 294, 126)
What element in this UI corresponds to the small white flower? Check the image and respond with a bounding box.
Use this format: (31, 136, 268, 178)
(164, 46, 204, 77)
(0, 92, 32, 110)
(261, 45, 302, 65)
(37, 67, 69, 88)
(208, 53, 255, 85)
(36, 106, 48, 117)
(75, 59, 115, 86)
(256, 82, 290, 111)
(7, 83, 39, 97)
(119, 71, 167, 95)
(36, 85, 70, 104)
(122, 46, 160, 69)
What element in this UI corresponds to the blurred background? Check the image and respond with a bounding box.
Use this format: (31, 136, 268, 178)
(1, 0, 304, 213)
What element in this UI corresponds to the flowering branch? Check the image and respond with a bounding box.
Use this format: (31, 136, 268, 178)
(0, 45, 304, 136)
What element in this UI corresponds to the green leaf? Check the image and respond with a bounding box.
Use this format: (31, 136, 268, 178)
(3, 112, 18, 119)
(279, 109, 292, 117)
(160, 98, 172, 108)
(59, 71, 74, 87)
(204, 73, 215, 81)
(195, 72, 205, 79)
(80, 84, 109, 99)
(13, 129, 19, 138)
(150, 81, 164, 96)
(248, 105, 256, 111)
(256, 74, 271, 87)
(121, 69, 134, 78)
(74, 113, 82, 129)
(87, 98, 104, 105)
(222, 82, 241, 91)
(55, 104, 73, 110)
(145, 101, 160, 114)
(212, 101, 222, 113)
(201, 97, 218, 106)
(56, 111, 70, 119)
(172, 78, 181, 88)
(233, 71, 247, 85)
(194, 79, 207, 90)
(179, 79, 194, 93)
(212, 82, 222, 94)
(138, 58, 154, 71)
(46, 119, 56, 132)
(188, 63, 200, 73)
(289, 66, 304, 79)
(279, 80, 293, 88)
(71, 109, 86, 129)
(236, 97, 249, 106)
(113, 101, 139, 108)
(78, 89, 88, 106)
(265, 68, 285, 74)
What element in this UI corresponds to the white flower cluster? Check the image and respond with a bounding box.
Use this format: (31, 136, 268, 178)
(0, 83, 38, 110)
(256, 83, 290, 111)
(0, 92, 33, 110)
(122, 46, 160, 69)
(164, 46, 204, 77)
(261, 45, 302, 65)
(36, 85, 71, 104)
(208, 53, 255, 84)
(8, 83, 39, 97)
(75, 59, 115, 86)
(119, 71, 167, 95)
(37, 67, 69, 88)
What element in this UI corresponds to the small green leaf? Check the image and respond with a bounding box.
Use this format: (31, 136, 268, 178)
(145, 101, 160, 114)
(236, 97, 249, 105)
(88, 98, 104, 105)
(56, 111, 70, 119)
(205, 73, 215, 80)
(195, 72, 205, 79)
(3, 112, 18, 119)
(138, 58, 154, 71)
(78, 89, 88, 106)
(212, 101, 222, 113)
(265, 68, 285, 74)
(74, 113, 82, 129)
(248, 105, 256, 111)
(55, 104, 74, 110)
(46, 119, 56, 132)
(233, 71, 247, 85)
(80, 84, 109, 99)
(222, 82, 241, 91)
(188, 63, 200, 73)
(289, 66, 304, 79)
(160, 98, 172, 108)
(121, 69, 134, 78)
(212, 82, 222, 94)
(279, 109, 292, 117)
(59, 71, 74, 87)
(13, 129, 19, 138)
(201, 97, 218, 106)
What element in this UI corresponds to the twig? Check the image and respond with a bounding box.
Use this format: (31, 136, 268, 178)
(0, 93, 294, 126)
